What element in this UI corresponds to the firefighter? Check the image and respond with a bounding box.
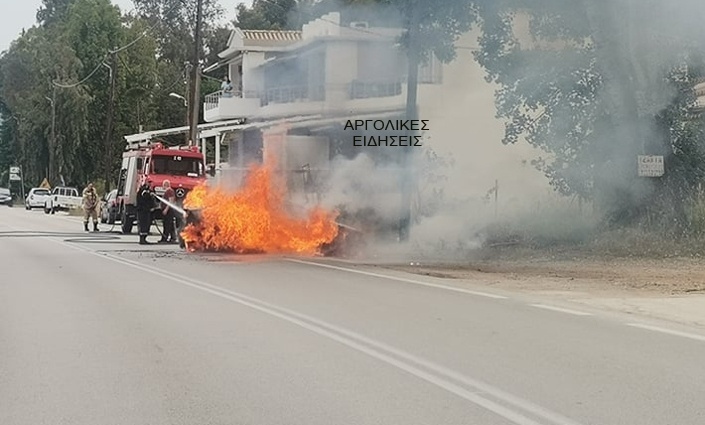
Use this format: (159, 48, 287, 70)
(136, 182, 154, 245)
(159, 180, 177, 243)
(82, 182, 99, 232)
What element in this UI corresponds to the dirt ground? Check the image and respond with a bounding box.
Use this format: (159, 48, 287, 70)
(381, 255, 705, 297)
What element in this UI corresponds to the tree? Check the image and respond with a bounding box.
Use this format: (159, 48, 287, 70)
(385, 0, 478, 240)
(62, 0, 125, 186)
(0, 102, 18, 178)
(37, 0, 75, 27)
(474, 0, 705, 225)
(235, 0, 298, 30)
(132, 0, 224, 65)
(0, 24, 89, 186)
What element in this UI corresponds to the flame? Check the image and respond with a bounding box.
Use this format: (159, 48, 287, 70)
(180, 161, 339, 255)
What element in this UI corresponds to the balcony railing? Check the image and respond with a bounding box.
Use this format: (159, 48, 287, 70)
(261, 85, 326, 106)
(204, 80, 405, 112)
(204, 90, 260, 111)
(348, 80, 403, 99)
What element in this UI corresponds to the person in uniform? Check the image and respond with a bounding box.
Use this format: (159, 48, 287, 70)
(159, 180, 177, 243)
(136, 182, 154, 245)
(82, 182, 99, 232)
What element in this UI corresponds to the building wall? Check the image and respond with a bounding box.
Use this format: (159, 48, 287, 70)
(242, 51, 267, 94)
(356, 40, 405, 82)
(324, 40, 358, 108)
(417, 29, 559, 212)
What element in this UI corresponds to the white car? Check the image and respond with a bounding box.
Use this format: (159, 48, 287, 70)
(25, 187, 51, 210)
(44, 186, 82, 214)
(0, 187, 12, 206)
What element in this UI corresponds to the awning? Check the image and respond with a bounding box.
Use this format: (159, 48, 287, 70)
(123, 110, 404, 146)
(124, 118, 248, 144)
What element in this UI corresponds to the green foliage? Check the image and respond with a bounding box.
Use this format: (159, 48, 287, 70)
(132, 0, 225, 65)
(235, 0, 299, 30)
(387, 0, 478, 64)
(0, 0, 231, 188)
(0, 24, 89, 186)
(37, 0, 75, 27)
(474, 1, 705, 227)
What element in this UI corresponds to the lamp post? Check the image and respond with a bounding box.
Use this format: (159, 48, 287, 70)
(102, 53, 117, 191)
(44, 88, 56, 185)
(169, 92, 189, 129)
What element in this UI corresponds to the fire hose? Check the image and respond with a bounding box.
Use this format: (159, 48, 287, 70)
(152, 194, 188, 217)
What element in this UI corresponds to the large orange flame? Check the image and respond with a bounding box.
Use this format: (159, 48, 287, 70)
(180, 161, 339, 255)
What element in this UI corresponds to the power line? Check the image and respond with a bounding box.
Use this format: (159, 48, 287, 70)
(52, 0, 185, 89)
(52, 54, 110, 88)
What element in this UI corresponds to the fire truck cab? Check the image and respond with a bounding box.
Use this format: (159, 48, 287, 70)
(116, 140, 208, 234)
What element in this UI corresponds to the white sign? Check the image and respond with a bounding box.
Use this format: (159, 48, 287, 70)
(9, 166, 19, 174)
(638, 155, 664, 177)
(9, 173, 21, 181)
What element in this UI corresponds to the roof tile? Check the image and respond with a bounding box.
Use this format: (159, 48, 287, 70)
(241, 30, 302, 42)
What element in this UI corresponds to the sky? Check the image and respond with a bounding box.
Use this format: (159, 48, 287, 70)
(0, 0, 251, 53)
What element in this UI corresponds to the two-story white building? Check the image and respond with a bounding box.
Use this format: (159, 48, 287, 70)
(204, 13, 415, 123)
(198, 12, 451, 195)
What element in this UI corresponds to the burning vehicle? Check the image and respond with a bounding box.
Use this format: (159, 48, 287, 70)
(177, 161, 341, 255)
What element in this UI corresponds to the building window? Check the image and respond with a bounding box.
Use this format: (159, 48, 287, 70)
(419, 53, 442, 84)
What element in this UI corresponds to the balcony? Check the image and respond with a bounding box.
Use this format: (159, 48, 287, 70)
(205, 80, 408, 122)
(692, 81, 705, 113)
(258, 85, 328, 119)
(203, 90, 261, 122)
(694, 96, 705, 113)
(257, 81, 406, 119)
(345, 80, 406, 114)
(348, 80, 402, 99)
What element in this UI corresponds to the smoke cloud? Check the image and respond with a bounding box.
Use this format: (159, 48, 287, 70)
(219, 0, 705, 261)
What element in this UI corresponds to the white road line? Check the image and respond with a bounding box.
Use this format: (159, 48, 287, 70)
(627, 323, 705, 343)
(51, 239, 582, 425)
(530, 304, 593, 317)
(286, 258, 509, 300)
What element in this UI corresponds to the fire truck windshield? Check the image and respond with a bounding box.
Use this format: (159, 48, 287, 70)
(152, 155, 204, 177)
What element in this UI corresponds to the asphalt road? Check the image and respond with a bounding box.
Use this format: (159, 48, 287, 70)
(2, 205, 705, 425)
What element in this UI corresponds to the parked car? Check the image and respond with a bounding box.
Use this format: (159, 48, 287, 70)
(44, 186, 82, 214)
(100, 189, 119, 224)
(25, 187, 51, 210)
(0, 188, 12, 206)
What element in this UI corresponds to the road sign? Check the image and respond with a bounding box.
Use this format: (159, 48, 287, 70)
(9, 173, 21, 181)
(9, 166, 20, 174)
(638, 155, 664, 177)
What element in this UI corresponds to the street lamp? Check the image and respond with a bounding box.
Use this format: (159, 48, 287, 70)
(169, 92, 187, 107)
(169, 92, 189, 133)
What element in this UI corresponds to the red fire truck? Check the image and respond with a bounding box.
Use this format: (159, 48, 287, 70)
(116, 140, 209, 234)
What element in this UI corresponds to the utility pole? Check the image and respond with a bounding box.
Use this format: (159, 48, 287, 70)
(103, 51, 118, 191)
(399, 0, 421, 242)
(188, 0, 204, 146)
(183, 62, 191, 144)
(46, 87, 57, 185)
